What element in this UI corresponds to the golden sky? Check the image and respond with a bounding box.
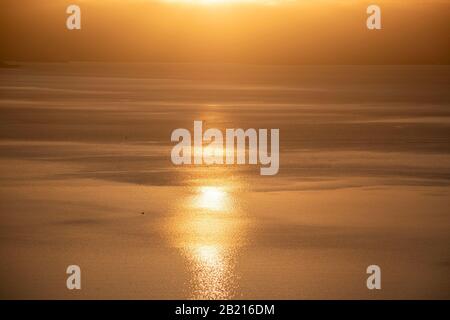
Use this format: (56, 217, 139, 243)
(1, 0, 449, 63)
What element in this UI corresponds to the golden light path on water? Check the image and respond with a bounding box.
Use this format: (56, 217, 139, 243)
(167, 168, 249, 299)
(196, 186, 229, 211)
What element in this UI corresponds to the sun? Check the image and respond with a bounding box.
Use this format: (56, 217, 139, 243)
(200, 0, 225, 3)
(163, 0, 234, 4)
(161, 0, 283, 5)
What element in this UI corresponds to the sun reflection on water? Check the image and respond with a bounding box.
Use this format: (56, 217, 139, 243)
(188, 243, 233, 299)
(195, 186, 229, 211)
(167, 176, 248, 299)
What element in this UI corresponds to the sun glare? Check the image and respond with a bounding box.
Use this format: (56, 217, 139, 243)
(161, 0, 285, 5)
(196, 186, 228, 211)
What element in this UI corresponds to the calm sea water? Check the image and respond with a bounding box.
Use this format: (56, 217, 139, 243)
(0, 63, 449, 299)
